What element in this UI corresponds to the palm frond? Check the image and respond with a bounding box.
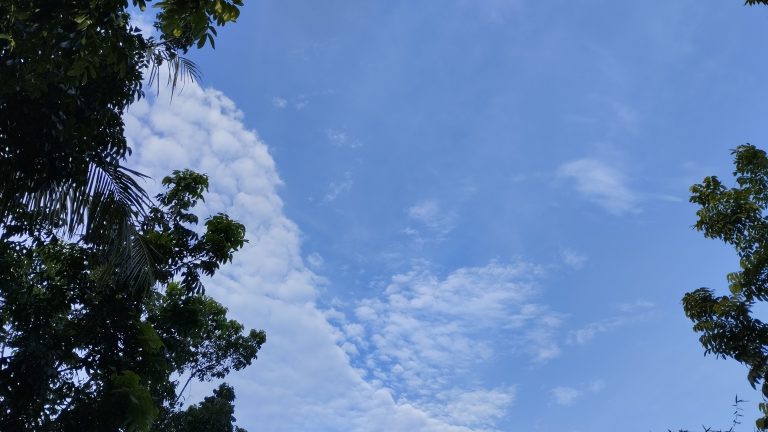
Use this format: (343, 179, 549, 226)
(0, 159, 157, 291)
(83, 161, 157, 290)
(84, 161, 151, 233)
(91, 211, 157, 293)
(146, 46, 202, 98)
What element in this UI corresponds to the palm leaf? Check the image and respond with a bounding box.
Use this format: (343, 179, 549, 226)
(146, 45, 202, 98)
(0, 159, 157, 291)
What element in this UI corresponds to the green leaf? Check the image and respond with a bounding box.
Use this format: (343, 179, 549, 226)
(137, 321, 164, 352)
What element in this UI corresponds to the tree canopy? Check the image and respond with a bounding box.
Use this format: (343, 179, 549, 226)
(684, 145, 768, 430)
(0, 1, 265, 430)
(0, 0, 243, 238)
(0, 170, 265, 430)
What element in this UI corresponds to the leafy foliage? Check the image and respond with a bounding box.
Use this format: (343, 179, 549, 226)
(161, 383, 247, 432)
(0, 171, 264, 430)
(0, 1, 262, 430)
(0, 0, 243, 248)
(684, 145, 768, 430)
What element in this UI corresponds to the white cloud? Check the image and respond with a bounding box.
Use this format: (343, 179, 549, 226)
(306, 252, 325, 270)
(568, 300, 655, 345)
(551, 386, 581, 406)
(408, 200, 457, 237)
(550, 380, 606, 406)
(421, 388, 516, 429)
(124, 82, 502, 431)
(560, 248, 587, 270)
(343, 261, 561, 427)
(587, 379, 607, 393)
(618, 299, 655, 313)
(328, 129, 348, 145)
(327, 129, 362, 148)
(271, 96, 288, 109)
(557, 158, 638, 215)
(323, 171, 353, 203)
(295, 95, 309, 110)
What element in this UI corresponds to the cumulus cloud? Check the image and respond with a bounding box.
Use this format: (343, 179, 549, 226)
(124, 82, 507, 431)
(557, 159, 638, 215)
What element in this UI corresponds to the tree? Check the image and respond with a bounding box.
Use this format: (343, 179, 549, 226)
(0, 3, 266, 429)
(684, 144, 768, 430)
(0, 170, 265, 430)
(162, 383, 247, 432)
(0, 0, 243, 247)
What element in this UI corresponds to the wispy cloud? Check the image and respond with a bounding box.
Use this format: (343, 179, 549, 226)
(557, 158, 638, 215)
(327, 129, 362, 148)
(407, 200, 457, 237)
(568, 300, 654, 345)
(560, 248, 587, 270)
(550, 379, 606, 406)
(294, 95, 309, 110)
(271, 96, 288, 109)
(551, 386, 581, 406)
(323, 171, 353, 203)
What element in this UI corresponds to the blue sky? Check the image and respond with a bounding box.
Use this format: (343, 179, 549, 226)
(128, 1, 768, 430)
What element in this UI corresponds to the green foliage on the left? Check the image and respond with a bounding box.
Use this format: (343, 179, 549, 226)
(0, 170, 265, 431)
(0, 0, 244, 247)
(1, 2, 262, 430)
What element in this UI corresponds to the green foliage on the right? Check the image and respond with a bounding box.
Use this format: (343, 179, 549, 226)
(684, 145, 768, 430)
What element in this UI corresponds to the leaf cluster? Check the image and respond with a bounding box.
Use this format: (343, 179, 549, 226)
(0, 0, 243, 254)
(0, 171, 264, 431)
(685, 145, 768, 430)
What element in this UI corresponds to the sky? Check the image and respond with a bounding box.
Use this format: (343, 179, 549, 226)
(126, 1, 768, 431)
